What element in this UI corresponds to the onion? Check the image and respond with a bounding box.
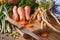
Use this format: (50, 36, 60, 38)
(8, 0, 19, 5)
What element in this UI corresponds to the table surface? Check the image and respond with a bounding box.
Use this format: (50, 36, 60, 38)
(0, 17, 60, 40)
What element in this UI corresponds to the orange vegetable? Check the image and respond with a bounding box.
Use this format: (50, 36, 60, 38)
(12, 6, 19, 21)
(41, 32, 48, 37)
(26, 23, 33, 28)
(25, 6, 31, 21)
(17, 7, 26, 25)
(17, 7, 25, 21)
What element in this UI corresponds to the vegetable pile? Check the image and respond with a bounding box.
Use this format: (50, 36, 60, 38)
(0, 0, 37, 37)
(31, 0, 60, 33)
(0, 0, 60, 38)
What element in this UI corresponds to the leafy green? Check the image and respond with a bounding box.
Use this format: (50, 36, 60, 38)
(38, 0, 54, 10)
(0, 3, 13, 19)
(26, 0, 36, 7)
(18, 0, 36, 7)
(0, 3, 13, 33)
(0, 6, 4, 19)
(38, 0, 54, 15)
(2, 6, 9, 17)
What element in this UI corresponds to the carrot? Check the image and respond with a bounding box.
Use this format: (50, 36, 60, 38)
(17, 7, 26, 25)
(17, 7, 25, 21)
(41, 32, 48, 37)
(25, 6, 31, 21)
(12, 6, 19, 21)
(26, 23, 33, 28)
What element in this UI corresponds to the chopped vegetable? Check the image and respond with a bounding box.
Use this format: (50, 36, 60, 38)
(41, 32, 48, 37)
(50, 11, 60, 25)
(26, 23, 33, 28)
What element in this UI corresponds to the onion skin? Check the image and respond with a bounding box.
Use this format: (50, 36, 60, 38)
(8, 0, 19, 5)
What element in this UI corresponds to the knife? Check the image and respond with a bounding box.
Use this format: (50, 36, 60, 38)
(5, 18, 42, 40)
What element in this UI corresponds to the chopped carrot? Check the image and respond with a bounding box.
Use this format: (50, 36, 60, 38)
(18, 21, 27, 25)
(41, 32, 48, 37)
(26, 23, 33, 28)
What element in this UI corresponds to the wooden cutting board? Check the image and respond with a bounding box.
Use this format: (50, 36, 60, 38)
(0, 17, 60, 40)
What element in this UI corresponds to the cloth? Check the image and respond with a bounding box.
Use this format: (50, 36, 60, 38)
(51, 0, 60, 19)
(43, 0, 60, 19)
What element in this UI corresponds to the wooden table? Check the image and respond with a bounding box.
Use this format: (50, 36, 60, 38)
(0, 17, 60, 40)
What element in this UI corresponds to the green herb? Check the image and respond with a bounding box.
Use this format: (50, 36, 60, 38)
(38, 0, 54, 10)
(18, 0, 36, 7)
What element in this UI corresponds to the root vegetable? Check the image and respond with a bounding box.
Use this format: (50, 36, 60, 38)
(25, 6, 31, 21)
(50, 11, 60, 25)
(41, 32, 48, 37)
(17, 7, 26, 25)
(17, 7, 25, 21)
(8, 0, 19, 5)
(37, 13, 41, 22)
(18, 21, 27, 25)
(12, 6, 19, 21)
(31, 9, 39, 20)
(39, 10, 60, 33)
(26, 23, 33, 28)
(40, 21, 43, 29)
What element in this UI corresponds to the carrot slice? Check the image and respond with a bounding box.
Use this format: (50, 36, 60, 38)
(41, 32, 48, 37)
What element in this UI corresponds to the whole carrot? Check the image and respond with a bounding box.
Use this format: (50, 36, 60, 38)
(12, 6, 19, 21)
(25, 6, 31, 21)
(17, 7, 26, 25)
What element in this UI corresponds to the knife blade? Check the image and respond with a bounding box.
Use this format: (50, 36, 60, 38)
(5, 18, 42, 40)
